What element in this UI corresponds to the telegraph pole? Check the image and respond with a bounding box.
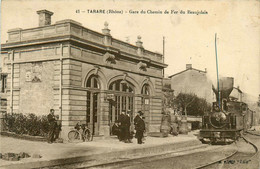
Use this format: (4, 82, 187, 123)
(215, 33, 221, 109)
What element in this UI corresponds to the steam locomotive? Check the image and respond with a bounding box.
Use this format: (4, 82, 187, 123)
(198, 77, 254, 144)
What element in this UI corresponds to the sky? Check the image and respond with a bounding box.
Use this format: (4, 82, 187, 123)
(1, 0, 259, 99)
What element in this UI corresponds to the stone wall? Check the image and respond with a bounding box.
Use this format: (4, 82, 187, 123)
(19, 61, 56, 115)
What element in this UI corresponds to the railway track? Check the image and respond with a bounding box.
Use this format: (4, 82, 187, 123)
(194, 133, 259, 169)
(37, 131, 260, 169)
(246, 130, 260, 137)
(75, 145, 233, 169)
(43, 144, 216, 169)
(193, 145, 238, 169)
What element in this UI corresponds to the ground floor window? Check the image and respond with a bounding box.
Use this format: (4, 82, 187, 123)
(109, 94, 134, 123)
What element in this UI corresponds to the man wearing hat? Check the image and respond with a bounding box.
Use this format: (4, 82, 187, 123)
(124, 110, 132, 143)
(134, 111, 146, 144)
(118, 111, 126, 141)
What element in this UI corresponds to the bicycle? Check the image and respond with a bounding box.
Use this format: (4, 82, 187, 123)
(68, 123, 92, 142)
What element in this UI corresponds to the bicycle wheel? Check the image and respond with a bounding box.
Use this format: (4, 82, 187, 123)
(68, 130, 80, 141)
(84, 129, 92, 141)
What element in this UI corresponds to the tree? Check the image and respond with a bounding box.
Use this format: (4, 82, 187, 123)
(174, 93, 211, 117)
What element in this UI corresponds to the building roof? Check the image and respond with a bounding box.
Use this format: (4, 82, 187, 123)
(168, 67, 207, 78)
(1, 10, 167, 68)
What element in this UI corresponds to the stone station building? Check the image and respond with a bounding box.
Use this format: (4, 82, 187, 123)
(1, 10, 167, 138)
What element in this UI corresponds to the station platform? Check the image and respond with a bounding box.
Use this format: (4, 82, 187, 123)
(0, 131, 199, 169)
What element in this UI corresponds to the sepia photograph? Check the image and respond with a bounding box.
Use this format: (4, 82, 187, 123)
(0, 0, 259, 168)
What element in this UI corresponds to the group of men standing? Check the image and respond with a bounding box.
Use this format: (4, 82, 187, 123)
(48, 108, 145, 144)
(112, 110, 146, 144)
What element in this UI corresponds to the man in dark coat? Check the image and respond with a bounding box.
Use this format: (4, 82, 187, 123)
(47, 109, 57, 143)
(118, 111, 126, 141)
(134, 111, 145, 144)
(112, 120, 121, 140)
(124, 111, 132, 143)
(54, 115, 61, 141)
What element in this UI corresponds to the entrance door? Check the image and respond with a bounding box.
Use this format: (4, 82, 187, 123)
(142, 97, 150, 132)
(87, 91, 99, 135)
(86, 74, 100, 136)
(108, 79, 135, 135)
(141, 84, 151, 132)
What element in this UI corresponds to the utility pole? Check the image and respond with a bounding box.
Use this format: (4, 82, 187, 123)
(215, 33, 221, 109)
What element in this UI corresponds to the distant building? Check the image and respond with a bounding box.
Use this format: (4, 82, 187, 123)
(258, 94, 260, 107)
(1, 10, 167, 138)
(168, 64, 213, 103)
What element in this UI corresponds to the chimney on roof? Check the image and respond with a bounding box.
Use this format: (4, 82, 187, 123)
(37, 10, 53, 27)
(186, 64, 192, 70)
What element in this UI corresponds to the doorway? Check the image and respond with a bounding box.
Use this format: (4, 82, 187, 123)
(86, 75, 100, 135)
(141, 84, 151, 132)
(108, 79, 134, 135)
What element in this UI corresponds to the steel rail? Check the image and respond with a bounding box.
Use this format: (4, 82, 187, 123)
(192, 145, 238, 169)
(78, 144, 210, 169)
(193, 134, 258, 169)
(246, 131, 260, 137)
(241, 134, 259, 159)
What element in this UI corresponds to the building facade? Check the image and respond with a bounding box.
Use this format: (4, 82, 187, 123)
(168, 64, 213, 103)
(1, 10, 167, 138)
